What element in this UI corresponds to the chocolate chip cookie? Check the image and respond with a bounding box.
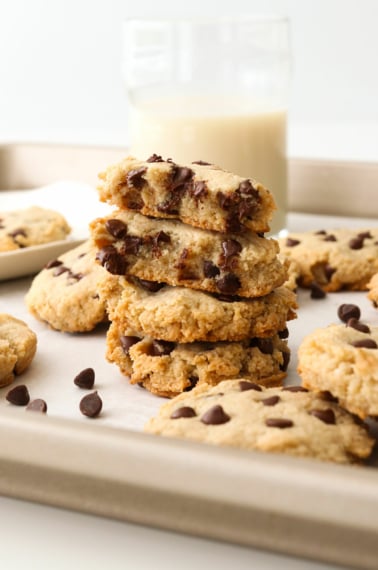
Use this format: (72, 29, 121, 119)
(0, 314, 37, 387)
(90, 210, 287, 298)
(25, 240, 108, 332)
(279, 228, 378, 291)
(0, 206, 71, 252)
(144, 379, 374, 464)
(106, 321, 290, 397)
(298, 323, 378, 419)
(99, 274, 297, 343)
(98, 155, 275, 234)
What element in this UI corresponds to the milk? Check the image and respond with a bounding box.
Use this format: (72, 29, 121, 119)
(129, 98, 287, 235)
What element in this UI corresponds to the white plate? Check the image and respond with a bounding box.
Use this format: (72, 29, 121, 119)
(0, 180, 112, 281)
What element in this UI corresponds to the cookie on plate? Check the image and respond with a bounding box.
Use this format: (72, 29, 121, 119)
(25, 240, 108, 333)
(99, 274, 297, 343)
(144, 379, 374, 464)
(0, 314, 37, 387)
(279, 228, 378, 292)
(0, 206, 71, 252)
(298, 323, 378, 419)
(90, 210, 287, 298)
(106, 321, 290, 397)
(98, 154, 276, 234)
(367, 272, 378, 308)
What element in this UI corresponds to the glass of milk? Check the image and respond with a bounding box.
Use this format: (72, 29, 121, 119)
(123, 16, 290, 235)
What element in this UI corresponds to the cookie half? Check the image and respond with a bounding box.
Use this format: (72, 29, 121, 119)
(279, 228, 378, 292)
(298, 323, 378, 418)
(91, 210, 287, 298)
(25, 240, 108, 333)
(106, 322, 290, 397)
(0, 314, 37, 387)
(98, 155, 275, 234)
(0, 206, 71, 252)
(145, 379, 374, 464)
(99, 274, 297, 342)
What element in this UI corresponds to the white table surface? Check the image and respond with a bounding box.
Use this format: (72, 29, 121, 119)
(2, 208, 378, 570)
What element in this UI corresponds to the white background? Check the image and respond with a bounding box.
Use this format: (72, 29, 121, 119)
(1, 0, 378, 158)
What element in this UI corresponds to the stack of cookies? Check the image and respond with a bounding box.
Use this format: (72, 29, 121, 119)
(90, 154, 297, 397)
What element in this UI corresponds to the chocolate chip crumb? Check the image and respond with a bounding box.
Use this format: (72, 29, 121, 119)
(6, 384, 30, 406)
(80, 391, 102, 418)
(26, 399, 47, 413)
(171, 406, 197, 419)
(337, 303, 361, 323)
(74, 368, 95, 389)
(201, 405, 230, 425)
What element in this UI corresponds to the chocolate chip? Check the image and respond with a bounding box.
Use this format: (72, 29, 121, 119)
(191, 160, 211, 165)
(137, 278, 165, 292)
(324, 264, 336, 281)
(74, 368, 95, 389)
(121, 235, 143, 255)
(320, 390, 339, 403)
(286, 238, 301, 247)
(310, 282, 326, 299)
(105, 219, 128, 239)
(350, 339, 378, 349)
(188, 181, 208, 202)
(96, 246, 126, 275)
(278, 327, 289, 339)
(201, 405, 230, 425)
(171, 166, 194, 189)
(282, 385, 308, 392)
(8, 228, 27, 238)
(45, 259, 63, 269)
(146, 153, 164, 162)
(221, 239, 242, 258)
(171, 406, 197, 419)
(314, 230, 327, 235)
(120, 335, 140, 354)
(203, 260, 220, 278)
(323, 234, 337, 242)
(262, 395, 280, 406)
(216, 273, 241, 294)
(257, 338, 274, 355)
(53, 265, 69, 277)
(239, 380, 262, 391)
(80, 391, 102, 418)
(349, 236, 365, 250)
(346, 318, 370, 333)
(357, 231, 372, 239)
(337, 303, 361, 323)
(280, 351, 291, 372)
(310, 408, 336, 424)
(26, 399, 47, 413)
(6, 385, 30, 406)
(127, 167, 147, 189)
(146, 340, 175, 356)
(265, 418, 293, 428)
(217, 181, 260, 232)
(184, 376, 199, 391)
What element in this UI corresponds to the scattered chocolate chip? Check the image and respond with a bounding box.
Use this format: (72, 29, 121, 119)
(286, 238, 301, 247)
(105, 219, 128, 239)
(216, 273, 241, 294)
(282, 385, 308, 392)
(26, 399, 47, 413)
(120, 335, 140, 354)
(346, 318, 370, 333)
(171, 406, 197, 419)
(201, 405, 230, 425)
(6, 385, 30, 406)
(310, 282, 326, 299)
(127, 167, 147, 189)
(45, 259, 63, 269)
(265, 418, 293, 428)
(74, 368, 95, 389)
(349, 236, 364, 250)
(337, 303, 361, 323)
(310, 408, 336, 424)
(239, 380, 262, 392)
(262, 395, 280, 406)
(146, 340, 175, 356)
(146, 153, 164, 162)
(80, 391, 102, 418)
(350, 339, 378, 349)
(203, 260, 220, 278)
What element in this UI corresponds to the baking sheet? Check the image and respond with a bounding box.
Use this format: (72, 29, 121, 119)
(2, 190, 378, 568)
